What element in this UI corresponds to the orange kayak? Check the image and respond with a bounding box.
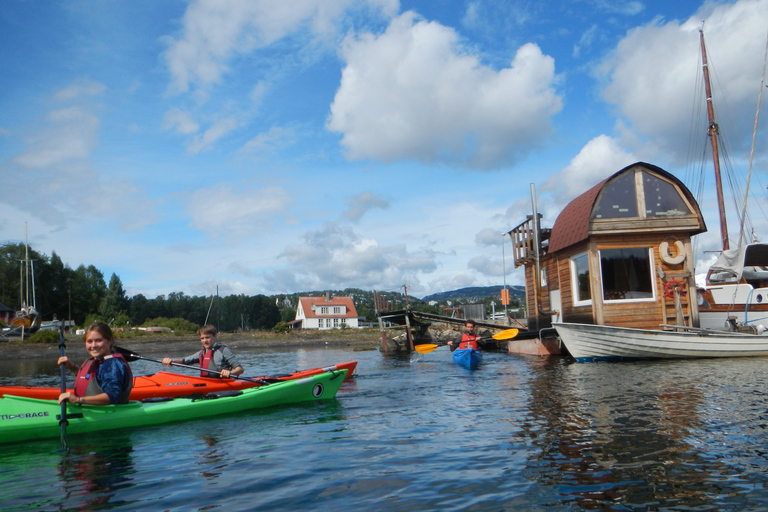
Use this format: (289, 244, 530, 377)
(0, 361, 357, 401)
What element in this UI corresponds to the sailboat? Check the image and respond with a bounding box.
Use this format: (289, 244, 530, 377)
(7, 226, 41, 336)
(696, 28, 768, 332)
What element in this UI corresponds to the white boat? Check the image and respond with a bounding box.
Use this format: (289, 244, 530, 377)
(553, 322, 768, 362)
(699, 243, 768, 330)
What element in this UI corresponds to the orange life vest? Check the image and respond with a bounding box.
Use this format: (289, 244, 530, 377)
(459, 333, 478, 350)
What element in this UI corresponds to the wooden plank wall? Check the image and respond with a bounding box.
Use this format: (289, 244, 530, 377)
(525, 233, 697, 330)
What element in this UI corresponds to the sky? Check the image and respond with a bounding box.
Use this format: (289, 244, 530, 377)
(1, 0, 768, 300)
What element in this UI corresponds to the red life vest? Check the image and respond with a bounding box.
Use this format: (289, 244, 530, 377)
(199, 347, 218, 378)
(73, 353, 133, 403)
(459, 333, 479, 350)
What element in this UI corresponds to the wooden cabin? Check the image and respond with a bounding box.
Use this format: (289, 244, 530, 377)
(511, 162, 707, 343)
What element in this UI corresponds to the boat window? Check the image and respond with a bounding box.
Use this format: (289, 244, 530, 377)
(571, 252, 591, 305)
(594, 172, 637, 218)
(642, 172, 690, 217)
(600, 247, 654, 301)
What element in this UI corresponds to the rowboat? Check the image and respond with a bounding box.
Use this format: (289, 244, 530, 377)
(452, 348, 482, 369)
(0, 361, 357, 401)
(0, 369, 347, 445)
(553, 322, 768, 362)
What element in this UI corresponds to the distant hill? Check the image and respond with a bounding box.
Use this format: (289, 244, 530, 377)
(421, 285, 525, 302)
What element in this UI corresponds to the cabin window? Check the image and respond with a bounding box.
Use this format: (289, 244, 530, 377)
(593, 172, 637, 219)
(571, 252, 591, 305)
(643, 173, 690, 217)
(599, 247, 654, 302)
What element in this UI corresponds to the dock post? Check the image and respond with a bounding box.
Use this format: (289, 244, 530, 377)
(404, 313, 414, 351)
(378, 316, 390, 352)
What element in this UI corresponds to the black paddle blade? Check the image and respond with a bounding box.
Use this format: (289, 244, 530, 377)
(114, 345, 141, 362)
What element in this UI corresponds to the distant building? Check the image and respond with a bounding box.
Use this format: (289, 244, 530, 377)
(0, 301, 13, 324)
(292, 294, 360, 330)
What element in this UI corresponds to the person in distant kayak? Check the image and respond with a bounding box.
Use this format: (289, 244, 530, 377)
(58, 322, 134, 406)
(447, 320, 482, 352)
(162, 325, 244, 378)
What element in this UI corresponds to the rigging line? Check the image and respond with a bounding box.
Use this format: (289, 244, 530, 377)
(739, 29, 768, 246)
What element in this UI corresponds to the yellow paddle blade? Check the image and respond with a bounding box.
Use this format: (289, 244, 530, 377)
(491, 328, 519, 341)
(414, 344, 438, 354)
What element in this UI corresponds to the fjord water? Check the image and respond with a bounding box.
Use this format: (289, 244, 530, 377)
(2, 346, 768, 511)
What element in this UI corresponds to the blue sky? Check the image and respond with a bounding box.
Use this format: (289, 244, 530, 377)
(1, 0, 767, 300)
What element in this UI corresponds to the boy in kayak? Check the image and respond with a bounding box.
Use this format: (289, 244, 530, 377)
(58, 322, 134, 406)
(447, 320, 482, 352)
(162, 325, 244, 378)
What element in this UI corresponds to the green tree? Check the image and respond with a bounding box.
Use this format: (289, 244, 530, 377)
(99, 273, 128, 321)
(70, 265, 106, 325)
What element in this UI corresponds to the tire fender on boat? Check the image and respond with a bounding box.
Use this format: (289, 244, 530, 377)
(659, 240, 686, 265)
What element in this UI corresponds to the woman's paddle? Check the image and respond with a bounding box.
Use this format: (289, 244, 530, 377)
(414, 328, 520, 354)
(114, 346, 271, 386)
(58, 325, 69, 451)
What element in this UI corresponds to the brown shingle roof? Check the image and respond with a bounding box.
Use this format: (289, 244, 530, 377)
(547, 179, 607, 253)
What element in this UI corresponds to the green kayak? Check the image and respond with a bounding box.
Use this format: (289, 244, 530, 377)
(0, 369, 346, 444)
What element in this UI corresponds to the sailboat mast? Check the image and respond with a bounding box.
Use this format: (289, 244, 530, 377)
(699, 29, 730, 251)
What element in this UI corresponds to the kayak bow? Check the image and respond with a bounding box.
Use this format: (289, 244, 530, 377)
(452, 348, 482, 370)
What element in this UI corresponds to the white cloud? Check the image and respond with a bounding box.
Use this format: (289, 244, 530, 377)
(240, 126, 295, 154)
(164, 0, 398, 94)
(266, 221, 437, 291)
(327, 11, 562, 169)
(185, 184, 291, 236)
(54, 80, 106, 101)
(475, 227, 507, 247)
(13, 107, 100, 169)
(164, 108, 200, 134)
(540, 135, 637, 206)
(187, 117, 239, 153)
(341, 191, 389, 222)
(598, 0, 768, 162)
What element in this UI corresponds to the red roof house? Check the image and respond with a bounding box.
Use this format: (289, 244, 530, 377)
(293, 295, 360, 330)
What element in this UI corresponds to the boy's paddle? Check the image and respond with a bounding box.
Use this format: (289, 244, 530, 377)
(414, 328, 520, 354)
(114, 346, 271, 386)
(58, 325, 69, 451)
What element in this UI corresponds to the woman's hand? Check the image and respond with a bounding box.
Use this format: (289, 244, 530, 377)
(58, 392, 80, 405)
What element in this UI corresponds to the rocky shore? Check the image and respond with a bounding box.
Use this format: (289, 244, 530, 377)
(0, 329, 383, 360)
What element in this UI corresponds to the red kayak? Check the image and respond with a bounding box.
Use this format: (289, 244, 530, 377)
(0, 361, 357, 401)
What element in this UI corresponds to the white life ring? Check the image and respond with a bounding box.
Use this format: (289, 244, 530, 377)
(659, 240, 686, 265)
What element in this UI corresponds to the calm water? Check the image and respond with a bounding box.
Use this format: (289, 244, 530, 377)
(2, 344, 768, 511)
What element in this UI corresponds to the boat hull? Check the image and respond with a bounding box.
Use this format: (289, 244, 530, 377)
(0, 370, 347, 444)
(553, 322, 768, 362)
(452, 348, 482, 369)
(0, 361, 357, 401)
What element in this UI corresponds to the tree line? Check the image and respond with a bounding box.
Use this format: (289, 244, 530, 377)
(0, 242, 523, 332)
(0, 242, 280, 332)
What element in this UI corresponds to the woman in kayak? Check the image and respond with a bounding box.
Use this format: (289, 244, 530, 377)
(447, 320, 482, 352)
(161, 325, 244, 378)
(58, 322, 134, 406)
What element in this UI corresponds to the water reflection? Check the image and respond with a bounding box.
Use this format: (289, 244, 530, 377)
(57, 434, 136, 511)
(519, 358, 767, 510)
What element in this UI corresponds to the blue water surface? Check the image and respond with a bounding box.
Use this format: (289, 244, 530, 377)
(2, 344, 768, 511)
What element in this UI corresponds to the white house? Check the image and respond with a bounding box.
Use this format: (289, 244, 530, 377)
(293, 295, 360, 330)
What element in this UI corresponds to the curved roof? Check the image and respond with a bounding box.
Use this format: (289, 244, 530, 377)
(547, 162, 705, 253)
